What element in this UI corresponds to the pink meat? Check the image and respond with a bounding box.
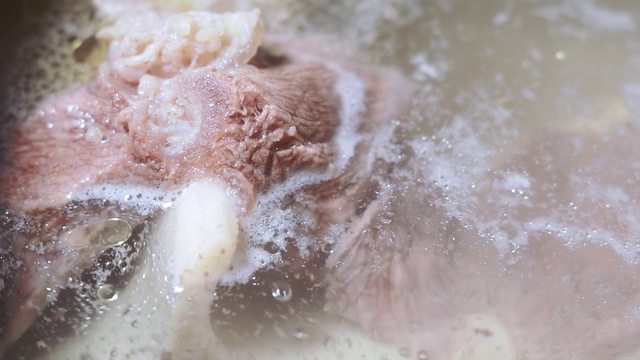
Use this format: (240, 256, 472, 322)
(0, 38, 413, 356)
(325, 125, 640, 360)
(1, 63, 340, 214)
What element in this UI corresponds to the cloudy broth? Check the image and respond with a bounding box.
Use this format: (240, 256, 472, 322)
(3, 0, 640, 359)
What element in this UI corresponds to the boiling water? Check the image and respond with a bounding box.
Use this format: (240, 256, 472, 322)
(3, 0, 640, 359)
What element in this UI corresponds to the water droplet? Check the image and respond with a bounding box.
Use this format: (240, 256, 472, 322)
(417, 350, 429, 360)
(97, 284, 118, 301)
(271, 281, 293, 302)
(321, 243, 333, 254)
(65, 218, 132, 248)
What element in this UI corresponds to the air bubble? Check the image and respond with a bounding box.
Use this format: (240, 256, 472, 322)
(97, 284, 118, 301)
(417, 350, 429, 360)
(292, 328, 310, 340)
(271, 281, 293, 302)
(321, 243, 333, 254)
(264, 242, 280, 254)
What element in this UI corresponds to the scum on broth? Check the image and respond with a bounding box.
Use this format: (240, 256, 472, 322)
(3, 0, 640, 359)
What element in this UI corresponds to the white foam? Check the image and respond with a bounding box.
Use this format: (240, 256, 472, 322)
(219, 246, 275, 285)
(332, 68, 367, 168)
(74, 183, 178, 216)
(409, 107, 640, 264)
(222, 170, 331, 284)
(536, 0, 636, 32)
(410, 52, 449, 81)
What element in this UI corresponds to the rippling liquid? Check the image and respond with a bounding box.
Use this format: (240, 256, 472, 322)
(3, 0, 640, 359)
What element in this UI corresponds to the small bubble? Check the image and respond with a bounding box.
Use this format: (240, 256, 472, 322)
(97, 284, 118, 301)
(321, 243, 333, 254)
(417, 350, 429, 360)
(292, 328, 310, 340)
(271, 281, 293, 302)
(264, 242, 279, 254)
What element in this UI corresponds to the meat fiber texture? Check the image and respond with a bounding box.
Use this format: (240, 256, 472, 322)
(3, 2, 640, 360)
(0, 4, 413, 358)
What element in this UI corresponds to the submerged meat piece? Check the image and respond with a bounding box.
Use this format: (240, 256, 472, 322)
(0, 6, 413, 357)
(1, 15, 341, 212)
(324, 124, 640, 360)
(7, 3, 638, 360)
(3, 62, 340, 213)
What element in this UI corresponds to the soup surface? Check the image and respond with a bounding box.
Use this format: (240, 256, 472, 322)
(2, 0, 640, 359)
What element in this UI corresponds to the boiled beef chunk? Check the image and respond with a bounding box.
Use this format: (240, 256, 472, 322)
(0, 5, 413, 357)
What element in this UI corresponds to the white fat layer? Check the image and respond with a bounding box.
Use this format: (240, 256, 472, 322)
(48, 180, 239, 359)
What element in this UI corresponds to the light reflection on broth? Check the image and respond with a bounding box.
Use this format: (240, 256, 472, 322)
(2, 0, 640, 359)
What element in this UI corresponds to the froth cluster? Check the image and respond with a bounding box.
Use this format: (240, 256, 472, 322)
(76, 183, 178, 216)
(223, 171, 331, 284)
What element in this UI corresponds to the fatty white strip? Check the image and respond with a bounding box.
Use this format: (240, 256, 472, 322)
(47, 180, 239, 360)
